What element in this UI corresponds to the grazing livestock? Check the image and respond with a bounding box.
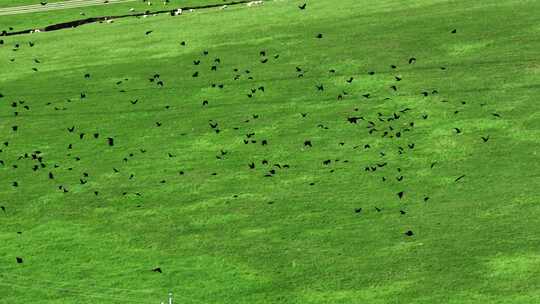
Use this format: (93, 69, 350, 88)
(247, 1, 264, 7)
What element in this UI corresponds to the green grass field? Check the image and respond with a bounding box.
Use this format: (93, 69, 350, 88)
(1, 0, 540, 303)
(1, 0, 63, 7)
(0, 0, 228, 31)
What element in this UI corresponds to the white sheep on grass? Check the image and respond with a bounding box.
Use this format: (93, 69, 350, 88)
(247, 1, 263, 7)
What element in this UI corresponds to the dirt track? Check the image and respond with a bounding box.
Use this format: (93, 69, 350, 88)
(0, 0, 136, 16)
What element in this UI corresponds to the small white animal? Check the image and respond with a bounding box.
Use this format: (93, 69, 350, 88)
(247, 1, 263, 7)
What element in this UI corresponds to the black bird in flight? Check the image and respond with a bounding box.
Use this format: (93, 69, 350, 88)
(409, 57, 416, 64)
(481, 136, 490, 142)
(347, 117, 360, 124)
(248, 162, 255, 169)
(451, 29, 457, 34)
(404, 230, 414, 236)
(397, 191, 404, 199)
(316, 33, 323, 39)
(152, 267, 162, 273)
(107, 138, 114, 146)
(298, 3, 306, 9)
(453, 128, 462, 134)
(304, 140, 312, 147)
(145, 30, 153, 35)
(354, 208, 362, 213)
(316, 84, 324, 91)
(455, 175, 466, 182)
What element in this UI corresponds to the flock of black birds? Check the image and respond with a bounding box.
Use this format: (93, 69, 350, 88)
(0, 1, 503, 274)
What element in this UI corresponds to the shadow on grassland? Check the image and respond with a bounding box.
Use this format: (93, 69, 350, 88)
(1, 0, 256, 36)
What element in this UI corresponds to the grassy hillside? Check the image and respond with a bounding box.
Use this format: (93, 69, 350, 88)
(1, 0, 540, 303)
(0, 0, 226, 30)
(0, 0, 63, 7)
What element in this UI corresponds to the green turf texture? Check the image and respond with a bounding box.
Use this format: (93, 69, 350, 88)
(1, 0, 540, 303)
